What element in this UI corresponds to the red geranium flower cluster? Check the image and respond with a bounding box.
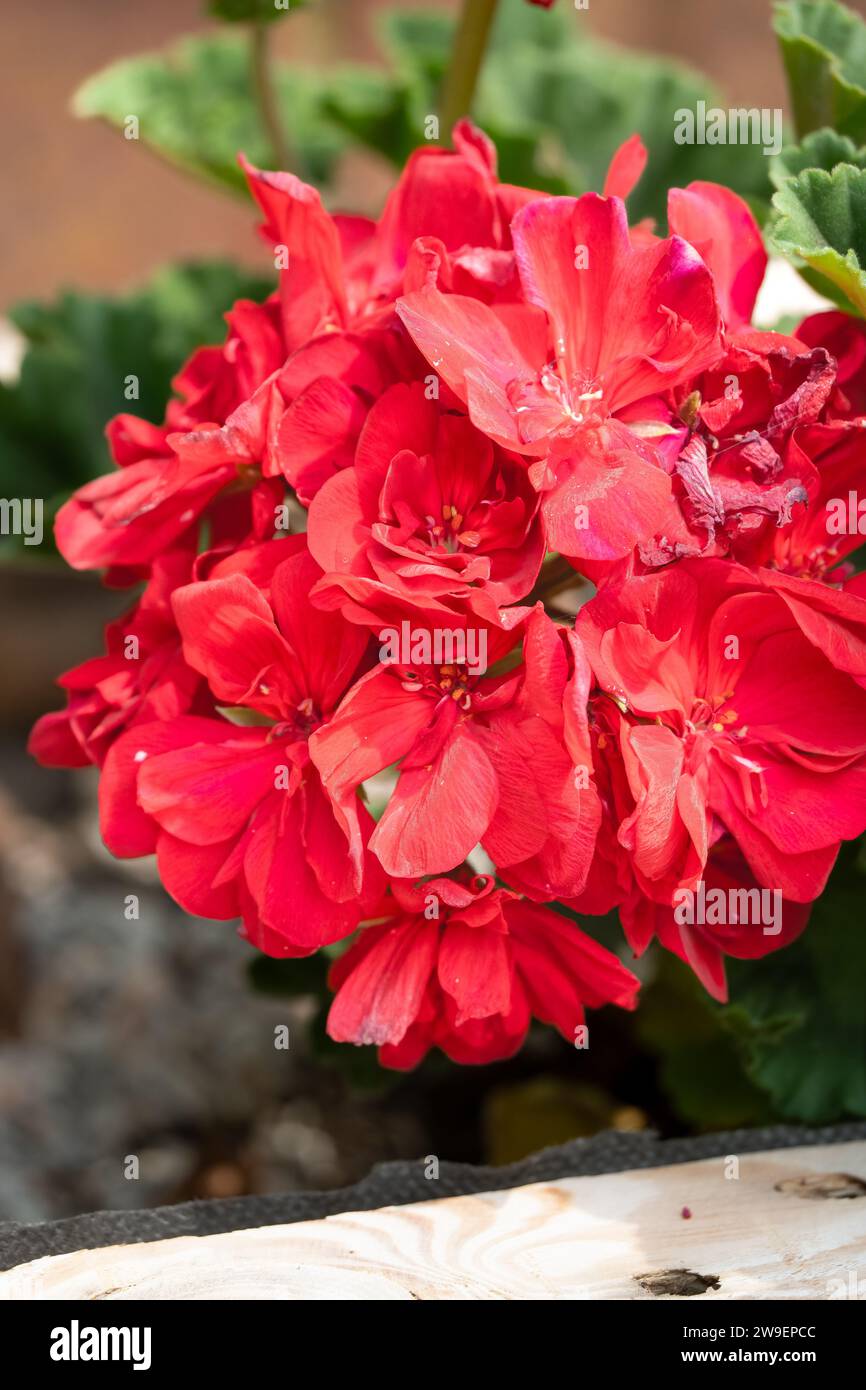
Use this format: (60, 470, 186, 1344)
(31, 124, 866, 1067)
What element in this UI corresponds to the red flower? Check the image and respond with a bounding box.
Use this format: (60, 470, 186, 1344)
(98, 541, 383, 952)
(307, 381, 544, 620)
(327, 874, 639, 1068)
(723, 310, 866, 582)
(398, 192, 722, 560)
(237, 122, 547, 508)
(32, 116, 866, 1068)
(311, 606, 600, 899)
(619, 836, 810, 1002)
(267, 328, 412, 505)
(578, 559, 866, 905)
(796, 309, 866, 418)
(735, 415, 866, 581)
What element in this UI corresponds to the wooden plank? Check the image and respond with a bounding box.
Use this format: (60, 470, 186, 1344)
(1, 1142, 864, 1300)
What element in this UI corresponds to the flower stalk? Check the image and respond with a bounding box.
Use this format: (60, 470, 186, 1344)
(440, 0, 501, 135)
(250, 19, 290, 171)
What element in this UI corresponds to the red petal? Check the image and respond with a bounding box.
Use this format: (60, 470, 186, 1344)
(397, 288, 545, 452)
(371, 724, 499, 877)
(541, 424, 672, 561)
(240, 155, 347, 349)
(99, 716, 233, 857)
(243, 793, 359, 950)
(173, 573, 301, 718)
(138, 734, 283, 845)
(156, 830, 241, 920)
(668, 182, 766, 332)
(327, 918, 439, 1046)
(438, 921, 512, 1025)
(603, 134, 648, 201)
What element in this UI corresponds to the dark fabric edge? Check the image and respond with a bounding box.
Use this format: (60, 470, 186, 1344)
(2, 1121, 865, 1272)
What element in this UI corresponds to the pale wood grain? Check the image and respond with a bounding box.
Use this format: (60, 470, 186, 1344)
(2, 1142, 865, 1300)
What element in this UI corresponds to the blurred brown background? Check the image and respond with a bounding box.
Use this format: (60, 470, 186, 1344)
(5, 0, 864, 311)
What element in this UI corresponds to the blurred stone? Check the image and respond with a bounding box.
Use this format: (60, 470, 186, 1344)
(0, 754, 423, 1222)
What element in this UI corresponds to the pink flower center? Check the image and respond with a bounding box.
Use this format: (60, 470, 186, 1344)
(508, 365, 604, 445)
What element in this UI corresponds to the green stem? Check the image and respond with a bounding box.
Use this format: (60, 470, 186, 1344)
(440, 0, 501, 135)
(250, 20, 290, 170)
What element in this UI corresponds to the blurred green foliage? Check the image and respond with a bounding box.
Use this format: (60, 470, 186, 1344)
(73, 5, 771, 222)
(325, 6, 769, 224)
(636, 956, 778, 1133)
(723, 839, 866, 1123)
(73, 32, 341, 191)
(0, 262, 272, 556)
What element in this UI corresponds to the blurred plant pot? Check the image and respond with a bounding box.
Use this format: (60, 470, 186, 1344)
(0, 562, 125, 728)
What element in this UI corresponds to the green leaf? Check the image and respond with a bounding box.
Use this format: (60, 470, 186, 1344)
(774, 0, 866, 142)
(721, 840, 866, 1123)
(319, 14, 453, 173)
(770, 126, 866, 187)
(0, 261, 272, 559)
(73, 32, 342, 194)
(770, 162, 866, 314)
(636, 954, 777, 1131)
